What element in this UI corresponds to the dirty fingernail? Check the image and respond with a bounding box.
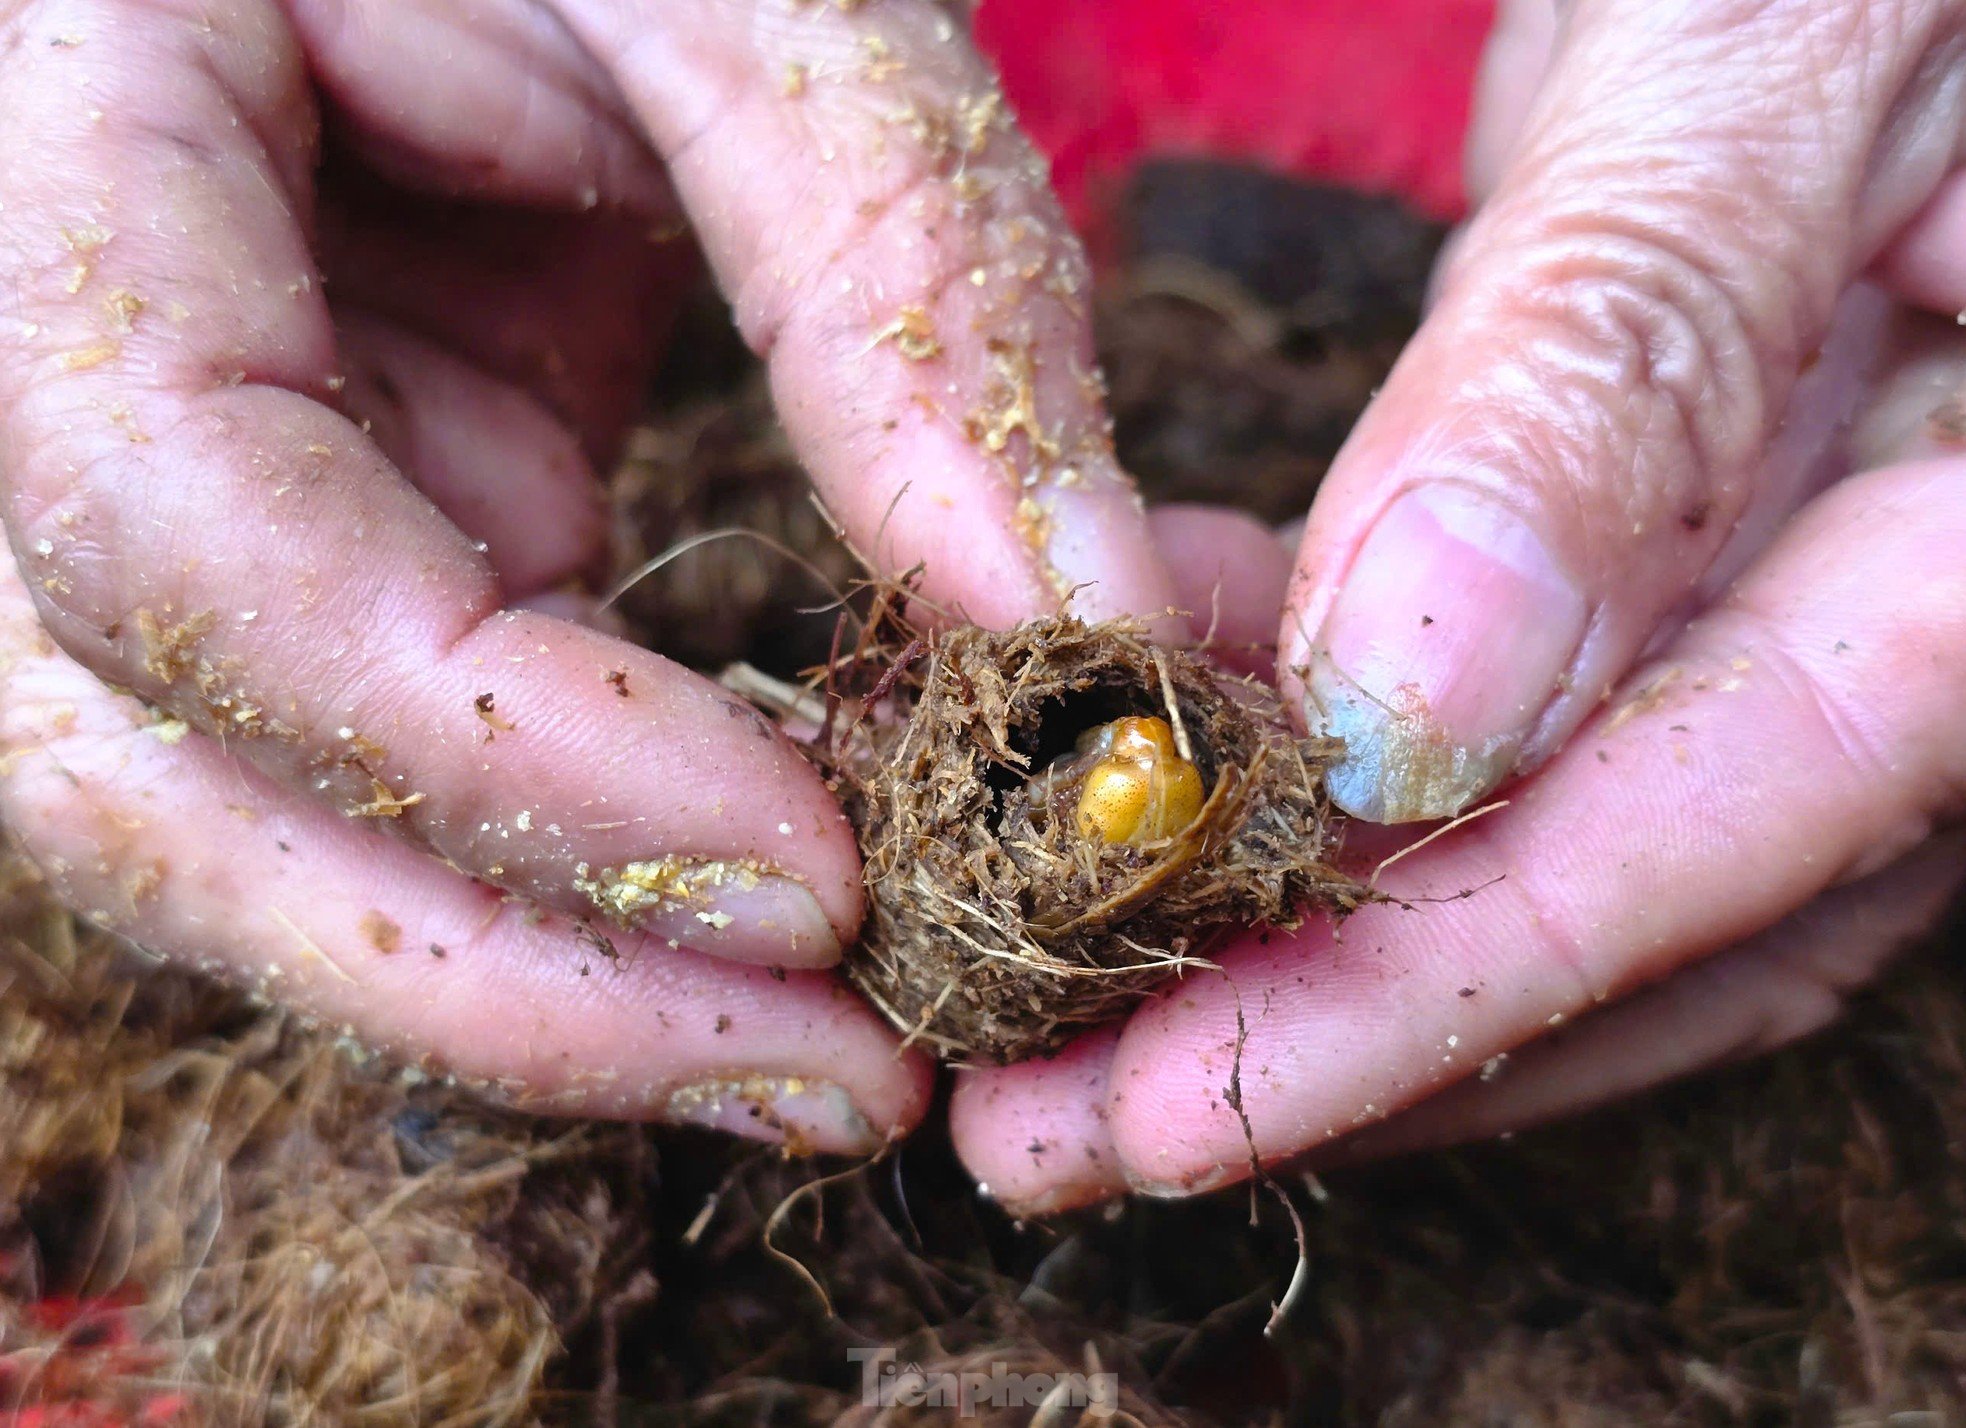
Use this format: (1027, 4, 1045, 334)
(1124, 1162, 1240, 1200)
(1304, 484, 1586, 823)
(663, 1075, 880, 1155)
(982, 1175, 1123, 1219)
(1034, 461, 1187, 639)
(992, 1188, 1112, 1218)
(575, 859, 842, 968)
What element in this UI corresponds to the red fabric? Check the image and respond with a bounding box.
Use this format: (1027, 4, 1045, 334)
(976, 0, 1495, 225)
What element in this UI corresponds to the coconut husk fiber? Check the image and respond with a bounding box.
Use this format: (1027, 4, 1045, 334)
(608, 369, 859, 677)
(16, 160, 1966, 1428)
(0, 850, 654, 1427)
(11, 832, 1966, 1425)
(809, 610, 1362, 1065)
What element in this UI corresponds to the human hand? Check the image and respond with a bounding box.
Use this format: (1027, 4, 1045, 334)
(0, 0, 1179, 1150)
(953, 0, 1966, 1208)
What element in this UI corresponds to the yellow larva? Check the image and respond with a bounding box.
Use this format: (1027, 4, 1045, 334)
(1072, 715, 1205, 847)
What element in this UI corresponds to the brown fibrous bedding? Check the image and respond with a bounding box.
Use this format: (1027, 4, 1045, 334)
(5, 165, 1964, 1427)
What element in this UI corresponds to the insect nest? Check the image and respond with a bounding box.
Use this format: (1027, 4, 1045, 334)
(808, 608, 1363, 1065)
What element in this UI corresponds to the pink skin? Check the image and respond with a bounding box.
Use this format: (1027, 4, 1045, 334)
(0, 0, 1181, 1147)
(0, 554, 930, 1150)
(1282, 0, 1966, 822)
(1147, 504, 1293, 676)
(953, 0, 1966, 1210)
(7, 0, 1964, 1185)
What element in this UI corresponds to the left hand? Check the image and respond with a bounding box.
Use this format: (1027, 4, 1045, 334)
(0, 0, 1179, 1151)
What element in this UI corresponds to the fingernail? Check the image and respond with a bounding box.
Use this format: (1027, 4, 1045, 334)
(575, 859, 842, 968)
(1030, 462, 1187, 639)
(1124, 1162, 1240, 1200)
(981, 1170, 1126, 1218)
(515, 589, 629, 639)
(1304, 485, 1586, 822)
(663, 1075, 881, 1155)
(989, 1184, 1117, 1218)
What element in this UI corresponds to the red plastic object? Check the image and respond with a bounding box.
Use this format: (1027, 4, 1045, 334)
(976, 0, 1495, 226)
(0, 1290, 191, 1428)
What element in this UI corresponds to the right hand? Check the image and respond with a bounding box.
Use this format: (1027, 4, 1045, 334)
(951, 0, 1966, 1210)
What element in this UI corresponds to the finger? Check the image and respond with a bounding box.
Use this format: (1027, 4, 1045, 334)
(287, 0, 693, 459)
(338, 311, 609, 597)
(0, 556, 931, 1150)
(1324, 835, 1966, 1161)
(1148, 503, 1292, 660)
(958, 447, 1966, 1200)
(1462, 0, 1557, 206)
(1283, 0, 1966, 821)
(1845, 305, 1966, 470)
(315, 182, 689, 462)
(948, 1029, 1122, 1216)
(284, 0, 676, 216)
(300, 0, 1180, 628)
(952, 842, 1962, 1208)
(0, 1, 857, 966)
(1875, 166, 1966, 317)
(545, 0, 1181, 630)
(517, 587, 631, 639)
(1687, 283, 1895, 604)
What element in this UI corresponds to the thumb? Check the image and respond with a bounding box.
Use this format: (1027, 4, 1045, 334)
(1284, 0, 1966, 821)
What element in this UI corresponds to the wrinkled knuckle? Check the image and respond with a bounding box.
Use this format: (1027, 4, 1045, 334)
(1494, 224, 1774, 529)
(753, 169, 1084, 439)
